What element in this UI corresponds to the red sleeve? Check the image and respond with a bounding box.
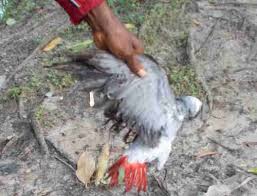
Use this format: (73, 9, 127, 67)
(55, 0, 104, 25)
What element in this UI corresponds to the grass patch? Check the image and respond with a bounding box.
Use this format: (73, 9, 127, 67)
(108, 0, 144, 26)
(35, 105, 45, 122)
(47, 70, 75, 90)
(7, 86, 22, 100)
(1, 71, 75, 103)
(34, 105, 55, 128)
(169, 66, 205, 99)
(139, 1, 205, 99)
(59, 23, 90, 42)
(1, 0, 50, 22)
(170, 0, 189, 10)
(107, 0, 157, 27)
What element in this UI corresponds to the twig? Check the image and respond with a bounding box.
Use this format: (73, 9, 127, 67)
(231, 177, 257, 193)
(207, 137, 236, 153)
(55, 155, 76, 172)
(151, 174, 170, 196)
(196, 151, 219, 159)
(242, 141, 257, 147)
(46, 138, 76, 168)
(213, 2, 257, 7)
(207, 173, 221, 184)
(1, 136, 19, 157)
(233, 67, 257, 73)
(194, 19, 219, 55)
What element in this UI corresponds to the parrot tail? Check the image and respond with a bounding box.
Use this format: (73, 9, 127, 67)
(108, 156, 147, 192)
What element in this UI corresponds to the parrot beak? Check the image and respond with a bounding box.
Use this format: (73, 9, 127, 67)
(108, 156, 147, 192)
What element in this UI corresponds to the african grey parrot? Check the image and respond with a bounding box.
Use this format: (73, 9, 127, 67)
(55, 49, 202, 192)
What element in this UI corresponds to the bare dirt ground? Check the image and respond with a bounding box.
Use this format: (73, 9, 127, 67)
(1, 0, 257, 196)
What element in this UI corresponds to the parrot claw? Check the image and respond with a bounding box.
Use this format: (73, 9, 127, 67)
(108, 156, 147, 192)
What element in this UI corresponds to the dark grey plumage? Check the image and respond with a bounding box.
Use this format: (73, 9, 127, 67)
(54, 49, 202, 157)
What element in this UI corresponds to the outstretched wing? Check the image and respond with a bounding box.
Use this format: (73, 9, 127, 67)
(62, 50, 177, 146)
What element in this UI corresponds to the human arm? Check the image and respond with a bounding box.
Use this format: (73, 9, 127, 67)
(55, 0, 146, 76)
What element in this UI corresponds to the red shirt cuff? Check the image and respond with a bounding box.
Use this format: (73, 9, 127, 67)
(56, 0, 104, 25)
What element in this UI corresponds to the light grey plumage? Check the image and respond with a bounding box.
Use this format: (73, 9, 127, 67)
(55, 49, 202, 170)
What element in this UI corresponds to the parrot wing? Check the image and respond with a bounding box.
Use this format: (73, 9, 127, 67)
(55, 49, 177, 146)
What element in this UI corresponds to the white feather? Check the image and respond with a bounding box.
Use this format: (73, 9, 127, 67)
(124, 136, 174, 170)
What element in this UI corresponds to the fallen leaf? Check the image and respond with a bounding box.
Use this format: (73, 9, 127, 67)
(196, 150, 219, 159)
(125, 23, 136, 30)
(248, 168, 257, 175)
(192, 19, 201, 26)
(42, 37, 62, 52)
(76, 151, 96, 188)
(95, 144, 110, 185)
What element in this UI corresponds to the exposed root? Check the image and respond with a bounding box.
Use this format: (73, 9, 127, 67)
(30, 113, 49, 157)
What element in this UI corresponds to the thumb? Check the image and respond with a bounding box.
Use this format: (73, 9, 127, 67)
(127, 55, 146, 77)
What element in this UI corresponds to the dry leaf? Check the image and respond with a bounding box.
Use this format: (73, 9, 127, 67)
(95, 144, 110, 185)
(76, 151, 96, 188)
(192, 19, 201, 26)
(42, 37, 62, 52)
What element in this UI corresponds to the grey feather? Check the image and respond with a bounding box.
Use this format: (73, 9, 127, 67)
(56, 49, 202, 147)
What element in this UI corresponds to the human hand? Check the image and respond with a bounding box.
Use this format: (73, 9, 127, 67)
(85, 1, 146, 77)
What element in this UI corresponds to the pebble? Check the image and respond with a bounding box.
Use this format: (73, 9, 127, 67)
(0, 75, 6, 89)
(45, 91, 53, 98)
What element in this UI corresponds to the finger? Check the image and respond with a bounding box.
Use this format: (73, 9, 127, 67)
(131, 36, 144, 54)
(93, 31, 108, 50)
(127, 55, 146, 77)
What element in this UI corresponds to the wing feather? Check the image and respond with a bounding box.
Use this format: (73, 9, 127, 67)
(68, 50, 177, 146)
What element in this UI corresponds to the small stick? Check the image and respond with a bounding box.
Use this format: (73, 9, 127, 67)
(207, 137, 236, 153)
(214, 2, 257, 7)
(242, 141, 257, 146)
(231, 177, 257, 193)
(194, 19, 219, 55)
(196, 151, 219, 159)
(151, 174, 170, 196)
(55, 155, 76, 172)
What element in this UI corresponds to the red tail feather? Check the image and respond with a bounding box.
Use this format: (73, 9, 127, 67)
(108, 156, 147, 192)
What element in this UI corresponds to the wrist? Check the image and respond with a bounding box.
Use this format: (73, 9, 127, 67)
(85, 1, 120, 33)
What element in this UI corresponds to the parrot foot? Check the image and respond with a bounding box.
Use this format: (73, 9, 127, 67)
(108, 156, 147, 192)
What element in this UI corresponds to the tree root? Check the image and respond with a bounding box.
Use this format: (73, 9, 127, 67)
(30, 113, 49, 157)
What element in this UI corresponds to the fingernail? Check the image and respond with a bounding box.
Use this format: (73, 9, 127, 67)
(137, 69, 146, 77)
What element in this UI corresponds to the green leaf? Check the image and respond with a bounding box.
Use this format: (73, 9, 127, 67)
(248, 168, 257, 175)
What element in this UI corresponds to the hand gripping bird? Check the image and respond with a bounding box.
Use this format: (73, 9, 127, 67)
(55, 49, 202, 192)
